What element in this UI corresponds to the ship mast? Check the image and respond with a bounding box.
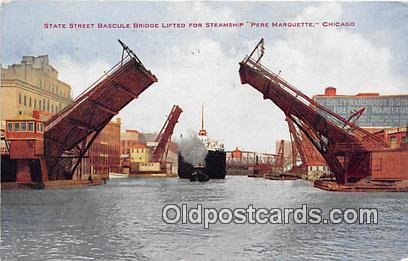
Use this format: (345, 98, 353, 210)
(198, 104, 207, 136)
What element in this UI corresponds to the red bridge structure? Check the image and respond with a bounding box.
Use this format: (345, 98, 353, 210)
(226, 148, 278, 177)
(150, 105, 183, 169)
(239, 39, 408, 191)
(226, 148, 257, 170)
(272, 140, 285, 175)
(286, 115, 327, 179)
(4, 40, 157, 184)
(263, 139, 298, 180)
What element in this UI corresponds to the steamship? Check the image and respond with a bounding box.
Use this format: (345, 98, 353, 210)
(178, 106, 226, 179)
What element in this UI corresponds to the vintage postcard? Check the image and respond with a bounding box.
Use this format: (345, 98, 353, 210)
(1, 1, 407, 260)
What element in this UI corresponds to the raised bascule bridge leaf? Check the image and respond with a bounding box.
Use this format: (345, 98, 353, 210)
(44, 40, 158, 180)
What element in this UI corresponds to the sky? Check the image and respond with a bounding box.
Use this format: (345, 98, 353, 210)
(1, 1, 407, 153)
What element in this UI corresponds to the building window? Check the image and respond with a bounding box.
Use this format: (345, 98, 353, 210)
(14, 122, 20, 132)
(34, 99, 37, 109)
(47, 99, 50, 112)
(39, 100, 42, 110)
(29, 97, 32, 107)
(51, 104, 54, 113)
(390, 136, 397, 148)
(7, 122, 12, 132)
(19, 94, 22, 104)
(43, 99, 46, 110)
(28, 122, 34, 132)
(21, 122, 27, 132)
(37, 122, 44, 133)
(24, 95, 26, 106)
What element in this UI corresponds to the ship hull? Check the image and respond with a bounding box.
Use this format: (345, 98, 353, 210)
(178, 151, 226, 179)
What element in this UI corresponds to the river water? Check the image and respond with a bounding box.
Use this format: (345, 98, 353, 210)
(1, 176, 407, 260)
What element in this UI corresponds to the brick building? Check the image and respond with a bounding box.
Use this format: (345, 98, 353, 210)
(314, 87, 407, 132)
(78, 118, 122, 179)
(300, 87, 408, 179)
(120, 129, 147, 156)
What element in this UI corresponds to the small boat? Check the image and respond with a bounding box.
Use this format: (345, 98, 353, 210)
(190, 167, 209, 182)
(109, 172, 129, 179)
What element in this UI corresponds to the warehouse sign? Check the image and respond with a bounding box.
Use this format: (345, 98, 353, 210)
(314, 95, 408, 128)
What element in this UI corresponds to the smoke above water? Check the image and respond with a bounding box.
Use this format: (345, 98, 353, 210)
(178, 133, 208, 166)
